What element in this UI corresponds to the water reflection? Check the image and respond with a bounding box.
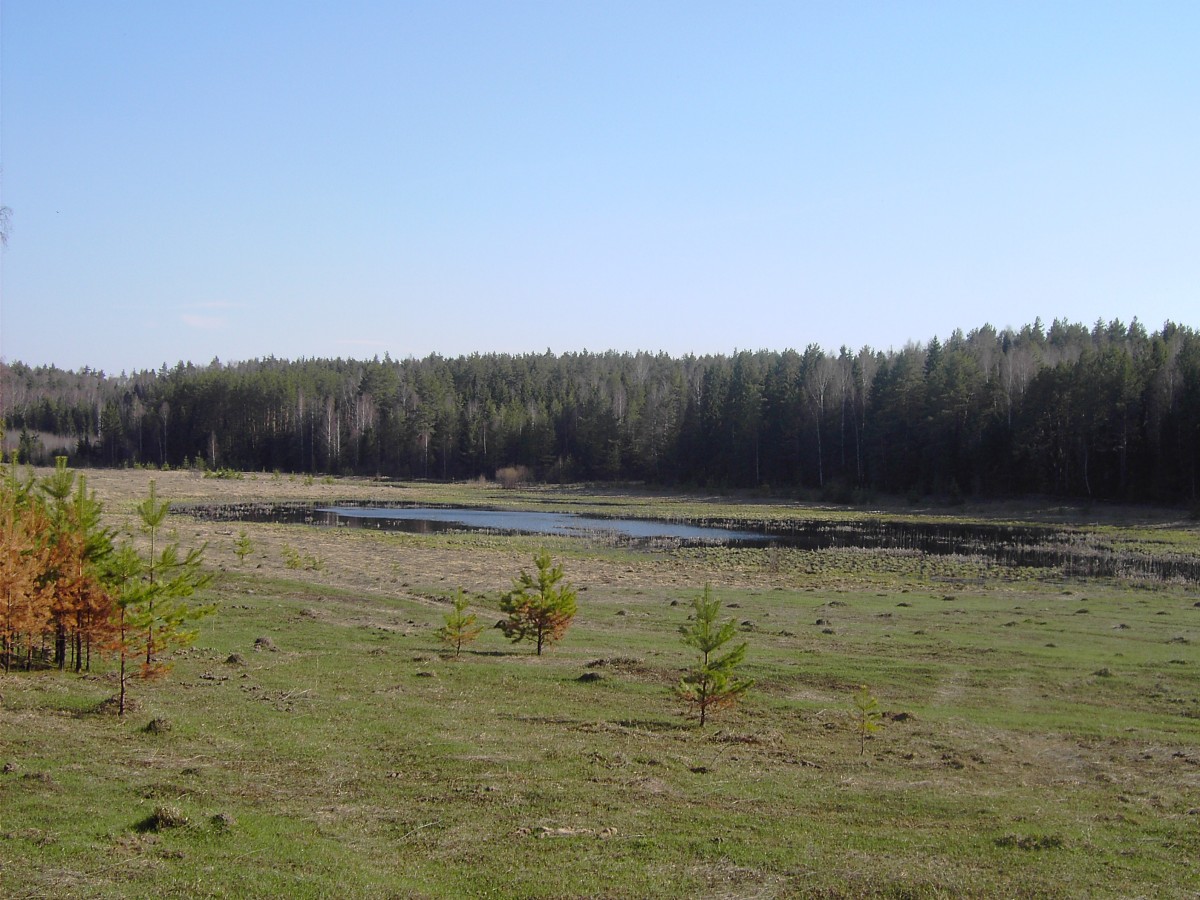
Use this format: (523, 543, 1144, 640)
(314, 506, 765, 542)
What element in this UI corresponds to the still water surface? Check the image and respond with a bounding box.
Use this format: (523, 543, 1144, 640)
(314, 506, 765, 542)
(178, 501, 1200, 582)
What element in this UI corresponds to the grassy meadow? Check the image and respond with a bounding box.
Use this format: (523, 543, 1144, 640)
(2, 469, 1198, 898)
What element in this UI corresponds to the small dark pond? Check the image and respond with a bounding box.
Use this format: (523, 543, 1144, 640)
(181, 502, 1200, 583)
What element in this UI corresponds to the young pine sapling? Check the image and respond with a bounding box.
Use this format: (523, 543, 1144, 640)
(233, 530, 253, 565)
(437, 590, 484, 657)
(128, 481, 215, 678)
(676, 585, 753, 727)
(499, 550, 577, 655)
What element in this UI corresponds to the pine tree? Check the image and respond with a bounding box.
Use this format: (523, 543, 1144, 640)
(0, 490, 50, 672)
(499, 550, 577, 655)
(676, 585, 753, 726)
(0, 453, 52, 671)
(39, 460, 115, 671)
(107, 546, 152, 717)
(437, 590, 483, 656)
(128, 480, 214, 677)
(233, 530, 253, 565)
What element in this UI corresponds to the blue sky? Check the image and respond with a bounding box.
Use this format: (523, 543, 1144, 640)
(1, 2, 1197, 373)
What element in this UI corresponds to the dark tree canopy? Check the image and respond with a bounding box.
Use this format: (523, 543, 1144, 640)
(2, 317, 1198, 505)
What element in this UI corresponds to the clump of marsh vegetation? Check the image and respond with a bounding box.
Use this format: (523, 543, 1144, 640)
(495, 465, 532, 489)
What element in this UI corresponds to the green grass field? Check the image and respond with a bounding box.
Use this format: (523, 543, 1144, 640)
(2, 472, 1198, 898)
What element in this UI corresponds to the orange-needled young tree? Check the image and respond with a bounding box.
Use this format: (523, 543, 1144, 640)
(499, 550, 577, 655)
(38, 460, 116, 672)
(0, 454, 54, 672)
(0, 488, 51, 672)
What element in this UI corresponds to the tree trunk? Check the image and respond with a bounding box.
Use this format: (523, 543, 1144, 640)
(815, 417, 824, 488)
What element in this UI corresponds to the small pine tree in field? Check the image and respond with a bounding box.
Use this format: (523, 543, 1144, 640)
(129, 481, 215, 677)
(1, 456, 114, 675)
(40, 461, 117, 673)
(438, 591, 483, 656)
(233, 530, 253, 565)
(108, 546, 152, 717)
(0, 483, 51, 673)
(852, 684, 883, 755)
(499, 550, 577, 655)
(676, 585, 753, 727)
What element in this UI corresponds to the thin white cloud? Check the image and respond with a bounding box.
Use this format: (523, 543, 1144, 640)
(181, 314, 228, 330)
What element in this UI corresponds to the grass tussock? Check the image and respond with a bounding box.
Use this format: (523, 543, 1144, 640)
(136, 805, 189, 832)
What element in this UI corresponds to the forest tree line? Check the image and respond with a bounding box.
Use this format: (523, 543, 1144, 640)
(2, 317, 1199, 505)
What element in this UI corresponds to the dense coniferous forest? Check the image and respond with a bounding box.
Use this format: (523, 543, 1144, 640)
(2, 318, 1198, 505)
